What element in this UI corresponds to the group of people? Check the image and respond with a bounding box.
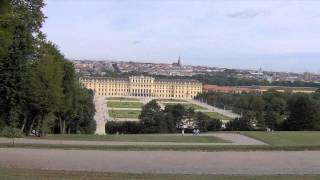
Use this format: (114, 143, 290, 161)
(192, 129, 200, 136)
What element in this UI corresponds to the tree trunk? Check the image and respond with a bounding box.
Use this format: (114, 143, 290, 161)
(59, 116, 65, 134)
(63, 119, 66, 134)
(27, 118, 35, 136)
(20, 117, 26, 132)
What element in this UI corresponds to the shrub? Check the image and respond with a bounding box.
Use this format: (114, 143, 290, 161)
(106, 121, 142, 134)
(0, 127, 23, 138)
(225, 117, 253, 131)
(207, 119, 222, 131)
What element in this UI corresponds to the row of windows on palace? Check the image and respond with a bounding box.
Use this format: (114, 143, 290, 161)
(95, 92, 196, 98)
(83, 82, 201, 86)
(95, 88, 199, 94)
(83, 83, 201, 90)
(83, 85, 201, 91)
(81, 79, 200, 85)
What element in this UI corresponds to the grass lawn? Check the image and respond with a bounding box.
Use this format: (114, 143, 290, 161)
(4, 132, 320, 151)
(36, 134, 228, 143)
(241, 131, 320, 146)
(163, 103, 207, 110)
(0, 168, 319, 180)
(106, 97, 140, 101)
(108, 109, 140, 119)
(156, 98, 188, 102)
(107, 101, 144, 108)
(205, 112, 232, 120)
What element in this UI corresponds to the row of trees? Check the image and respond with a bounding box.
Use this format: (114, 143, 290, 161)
(196, 90, 320, 131)
(105, 65, 320, 88)
(192, 73, 320, 87)
(0, 0, 96, 136)
(106, 100, 222, 134)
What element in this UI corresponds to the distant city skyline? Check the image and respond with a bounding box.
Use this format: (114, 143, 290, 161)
(42, 0, 320, 73)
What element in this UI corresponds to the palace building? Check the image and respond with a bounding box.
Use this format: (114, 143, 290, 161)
(80, 76, 202, 99)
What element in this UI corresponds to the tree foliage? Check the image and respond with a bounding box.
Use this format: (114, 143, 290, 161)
(107, 102, 222, 134)
(0, 0, 96, 136)
(197, 90, 320, 131)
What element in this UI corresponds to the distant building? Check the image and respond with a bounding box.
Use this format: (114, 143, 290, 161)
(80, 76, 202, 99)
(303, 72, 312, 82)
(172, 56, 181, 66)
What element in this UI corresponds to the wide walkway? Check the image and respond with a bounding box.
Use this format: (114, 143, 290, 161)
(0, 148, 319, 175)
(94, 96, 106, 135)
(0, 133, 266, 146)
(190, 100, 240, 119)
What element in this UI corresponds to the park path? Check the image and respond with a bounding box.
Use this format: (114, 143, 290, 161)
(0, 133, 266, 146)
(0, 148, 319, 175)
(190, 100, 240, 119)
(156, 99, 240, 120)
(94, 96, 106, 135)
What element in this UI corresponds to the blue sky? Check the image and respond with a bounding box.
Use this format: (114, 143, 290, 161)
(42, 0, 320, 73)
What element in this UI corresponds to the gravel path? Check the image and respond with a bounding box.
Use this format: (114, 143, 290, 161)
(209, 133, 267, 145)
(0, 133, 266, 146)
(0, 148, 319, 175)
(94, 96, 106, 135)
(190, 100, 240, 119)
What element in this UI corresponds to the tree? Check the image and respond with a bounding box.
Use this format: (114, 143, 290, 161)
(164, 104, 187, 130)
(162, 112, 177, 133)
(206, 118, 222, 131)
(139, 100, 162, 133)
(71, 88, 96, 134)
(55, 61, 77, 134)
(264, 98, 286, 130)
(249, 96, 265, 128)
(193, 112, 222, 132)
(194, 112, 209, 131)
(29, 42, 64, 135)
(185, 107, 195, 126)
(0, 0, 45, 132)
(0, 0, 96, 136)
(284, 94, 320, 130)
(226, 112, 254, 131)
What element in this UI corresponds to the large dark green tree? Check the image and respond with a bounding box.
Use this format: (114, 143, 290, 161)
(164, 104, 187, 130)
(284, 94, 320, 130)
(263, 91, 286, 130)
(29, 42, 64, 134)
(0, 0, 45, 131)
(0, 0, 96, 136)
(139, 100, 161, 133)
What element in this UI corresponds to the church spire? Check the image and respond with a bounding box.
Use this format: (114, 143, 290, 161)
(178, 56, 181, 66)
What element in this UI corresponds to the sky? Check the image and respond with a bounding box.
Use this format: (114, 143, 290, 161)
(42, 0, 320, 73)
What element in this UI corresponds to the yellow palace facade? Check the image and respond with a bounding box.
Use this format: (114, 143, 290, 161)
(80, 76, 202, 99)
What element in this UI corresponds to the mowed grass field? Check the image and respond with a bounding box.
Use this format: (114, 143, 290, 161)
(38, 134, 228, 143)
(0, 168, 319, 180)
(205, 112, 232, 120)
(163, 103, 207, 110)
(4, 132, 320, 151)
(106, 97, 140, 101)
(241, 131, 320, 146)
(108, 109, 140, 119)
(107, 101, 144, 108)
